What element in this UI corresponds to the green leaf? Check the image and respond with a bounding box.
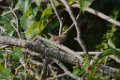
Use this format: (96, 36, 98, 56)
(26, 22, 41, 40)
(25, 8, 31, 16)
(102, 42, 108, 49)
(20, 15, 35, 30)
(108, 40, 120, 58)
(11, 47, 22, 60)
(67, 0, 74, 4)
(41, 4, 52, 20)
(26, 20, 45, 40)
(0, 68, 11, 79)
(109, 47, 120, 58)
(25, 4, 52, 40)
(17, 0, 25, 13)
(0, 16, 10, 24)
(20, 15, 28, 30)
(73, 65, 82, 76)
(0, 64, 11, 79)
(35, 0, 42, 7)
(78, 0, 94, 12)
(115, 69, 120, 77)
(24, 0, 32, 13)
(0, 16, 15, 36)
(27, 15, 36, 28)
(17, 0, 32, 13)
(32, 6, 39, 16)
(0, 51, 4, 62)
(108, 39, 116, 48)
(3, 23, 15, 37)
(0, 64, 4, 71)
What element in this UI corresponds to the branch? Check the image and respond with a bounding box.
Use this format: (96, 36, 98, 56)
(98, 65, 118, 76)
(64, 13, 80, 34)
(60, 0, 88, 54)
(9, 7, 20, 38)
(50, 0, 63, 35)
(90, 52, 102, 65)
(54, 59, 83, 80)
(38, 36, 83, 64)
(0, 36, 80, 65)
(47, 73, 66, 80)
(71, 4, 120, 27)
(1, 7, 19, 16)
(77, 51, 120, 64)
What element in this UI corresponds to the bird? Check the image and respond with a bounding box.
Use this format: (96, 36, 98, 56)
(49, 32, 67, 44)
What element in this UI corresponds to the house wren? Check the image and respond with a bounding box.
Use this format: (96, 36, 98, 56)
(49, 33, 67, 44)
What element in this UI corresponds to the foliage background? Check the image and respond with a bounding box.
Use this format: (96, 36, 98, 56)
(0, 0, 120, 80)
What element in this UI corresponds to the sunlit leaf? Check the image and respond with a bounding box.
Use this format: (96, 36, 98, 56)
(35, 0, 42, 7)
(67, 0, 74, 4)
(32, 6, 39, 16)
(24, 0, 32, 13)
(78, 0, 94, 12)
(20, 15, 35, 30)
(20, 15, 28, 30)
(25, 8, 31, 16)
(108, 39, 116, 48)
(25, 4, 52, 40)
(26, 22, 41, 40)
(41, 4, 52, 20)
(17, 0, 32, 13)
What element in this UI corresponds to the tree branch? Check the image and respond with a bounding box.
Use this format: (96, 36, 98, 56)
(60, 0, 88, 54)
(0, 36, 80, 65)
(71, 3, 120, 27)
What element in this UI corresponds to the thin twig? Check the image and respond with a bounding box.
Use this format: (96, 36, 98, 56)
(77, 51, 120, 64)
(20, 55, 27, 74)
(0, 5, 9, 9)
(48, 64, 60, 80)
(15, 65, 23, 74)
(0, 45, 9, 49)
(4, 52, 7, 68)
(22, 48, 41, 57)
(50, 0, 63, 35)
(76, 51, 101, 55)
(1, 8, 19, 16)
(89, 52, 102, 66)
(60, 0, 88, 54)
(86, 7, 120, 27)
(64, 13, 81, 34)
(54, 59, 83, 80)
(40, 59, 48, 79)
(26, 69, 36, 76)
(109, 55, 120, 64)
(9, 7, 21, 38)
(10, 22, 20, 38)
(30, 59, 44, 66)
(47, 73, 66, 80)
(98, 64, 118, 76)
